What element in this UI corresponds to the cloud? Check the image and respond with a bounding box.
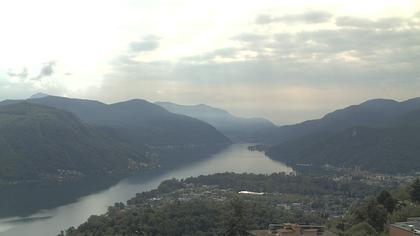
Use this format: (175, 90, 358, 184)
(183, 47, 240, 63)
(109, 13, 419, 85)
(232, 33, 267, 43)
(7, 68, 28, 79)
(335, 16, 405, 29)
(256, 10, 333, 25)
(293, 28, 420, 60)
(93, 12, 420, 124)
(93, 55, 420, 124)
(33, 61, 56, 80)
(105, 32, 419, 90)
(129, 35, 161, 52)
(246, 15, 420, 66)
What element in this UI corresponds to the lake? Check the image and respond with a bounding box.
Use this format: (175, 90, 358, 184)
(0, 143, 292, 236)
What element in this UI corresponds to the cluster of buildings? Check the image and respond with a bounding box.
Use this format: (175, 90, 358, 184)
(390, 217, 420, 236)
(250, 223, 336, 236)
(326, 165, 417, 188)
(250, 218, 420, 236)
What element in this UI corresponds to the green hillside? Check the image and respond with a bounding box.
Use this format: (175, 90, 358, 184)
(267, 124, 420, 174)
(27, 96, 231, 146)
(0, 102, 151, 184)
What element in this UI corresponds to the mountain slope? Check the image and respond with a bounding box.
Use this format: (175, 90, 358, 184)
(156, 102, 275, 141)
(265, 98, 420, 173)
(256, 98, 420, 144)
(26, 96, 230, 146)
(0, 102, 150, 182)
(266, 126, 420, 173)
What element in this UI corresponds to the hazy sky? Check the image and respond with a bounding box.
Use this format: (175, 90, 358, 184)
(1, 0, 419, 124)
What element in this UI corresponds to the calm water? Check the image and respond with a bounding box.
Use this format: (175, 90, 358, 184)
(0, 143, 292, 236)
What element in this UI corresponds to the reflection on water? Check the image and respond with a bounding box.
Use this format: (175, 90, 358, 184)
(3, 216, 53, 224)
(0, 145, 224, 219)
(0, 143, 292, 236)
(0, 176, 121, 218)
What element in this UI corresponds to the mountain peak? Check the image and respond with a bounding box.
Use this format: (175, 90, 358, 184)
(155, 101, 276, 141)
(359, 98, 398, 107)
(30, 92, 50, 99)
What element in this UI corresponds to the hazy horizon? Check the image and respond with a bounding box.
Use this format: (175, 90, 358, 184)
(1, 0, 419, 124)
(4, 92, 420, 126)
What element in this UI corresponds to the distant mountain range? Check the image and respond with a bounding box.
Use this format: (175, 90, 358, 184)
(156, 102, 276, 141)
(5, 95, 231, 146)
(3, 92, 420, 181)
(0, 95, 231, 185)
(263, 98, 420, 173)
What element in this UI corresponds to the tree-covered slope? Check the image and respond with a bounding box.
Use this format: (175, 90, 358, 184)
(264, 98, 420, 173)
(60, 172, 377, 236)
(26, 96, 230, 146)
(266, 125, 420, 174)
(0, 102, 150, 183)
(256, 98, 420, 144)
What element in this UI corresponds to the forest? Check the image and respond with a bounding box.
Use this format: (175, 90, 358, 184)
(58, 173, 420, 236)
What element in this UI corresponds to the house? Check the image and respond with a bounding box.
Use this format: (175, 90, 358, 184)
(250, 223, 336, 236)
(390, 217, 420, 236)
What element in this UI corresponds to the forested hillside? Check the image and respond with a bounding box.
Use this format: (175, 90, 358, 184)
(264, 98, 420, 173)
(28, 96, 231, 146)
(0, 102, 151, 185)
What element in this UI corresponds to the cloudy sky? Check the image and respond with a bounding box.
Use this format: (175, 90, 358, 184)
(0, 0, 419, 124)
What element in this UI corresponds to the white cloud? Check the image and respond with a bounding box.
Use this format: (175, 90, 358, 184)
(256, 11, 333, 24)
(0, 0, 419, 123)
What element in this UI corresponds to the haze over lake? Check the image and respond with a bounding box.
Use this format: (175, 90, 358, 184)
(0, 144, 292, 236)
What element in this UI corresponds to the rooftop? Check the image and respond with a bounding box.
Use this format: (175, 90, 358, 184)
(250, 223, 337, 236)
(391, 217, 420, 235)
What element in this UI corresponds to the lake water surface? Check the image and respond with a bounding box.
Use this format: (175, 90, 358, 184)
(0, 143, 292, 236)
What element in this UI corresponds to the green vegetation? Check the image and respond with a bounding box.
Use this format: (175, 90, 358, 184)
(60, 172, 380, 236)
(28, 96, 231, 146)
(410, 178, 420, 203)
(222, 197, 250, 236)
(0, 97, 232, 188)
(0, 96, 231, 217)
(257, 98, 420, 174)
(329, 179, 420, 235)
(266, 125, 420, 173)
(0, 102, 151, 185)
(352, 197, 388, 232)
(342, 222, 377, 236)
(59, 173, 420, 236)
(377, 190, 397, 213)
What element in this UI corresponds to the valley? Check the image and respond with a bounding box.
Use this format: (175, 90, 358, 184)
(0, 143, 292, 236)
(2, 95, 420, 236)
(2, 3, 419, 235)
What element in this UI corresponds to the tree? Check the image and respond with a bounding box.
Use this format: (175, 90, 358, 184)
(222, 197, 250, 236)
(377, 190, 397, 213)
(344, 222, 378, 236)
(391, 204, 420, 222)
(410, 178, 420, 203)
(351, 197, 388, 233)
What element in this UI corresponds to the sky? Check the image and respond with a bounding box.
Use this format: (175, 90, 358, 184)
(0, 0, 419, 124)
